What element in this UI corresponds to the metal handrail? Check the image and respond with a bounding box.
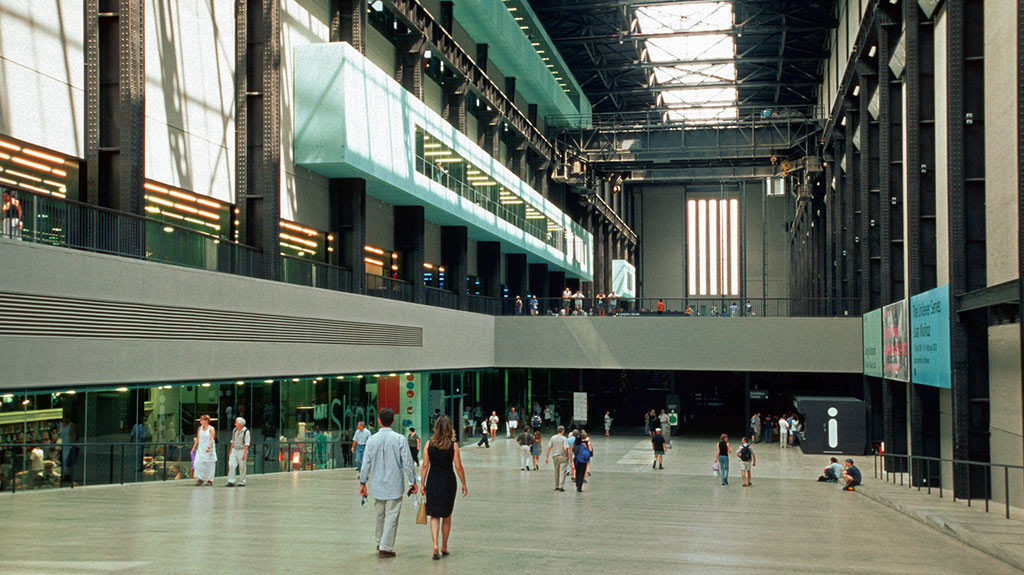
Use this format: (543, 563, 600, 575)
(873, 452, 1024, 519)
(501, 296, 861, 318)
(281, 254, 352, 292)
(1, 186, 263, 277)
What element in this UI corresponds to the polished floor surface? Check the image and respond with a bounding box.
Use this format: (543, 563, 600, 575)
(1, 433, 1020, 574)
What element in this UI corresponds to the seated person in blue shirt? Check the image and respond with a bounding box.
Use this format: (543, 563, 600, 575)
(819, 457, 843, 482)
(842, 458, 862, 490)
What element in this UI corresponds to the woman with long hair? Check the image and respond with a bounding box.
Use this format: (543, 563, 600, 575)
(531, 429, 542, 470)
(716, 433, 731, 486)
(190, 414, 217, 486)
(421, 415, 468, 560)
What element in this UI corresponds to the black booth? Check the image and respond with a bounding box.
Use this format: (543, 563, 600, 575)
(793, 396, 866, 455)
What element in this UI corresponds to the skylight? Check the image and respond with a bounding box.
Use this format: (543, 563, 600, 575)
(634, 2, 738, 123)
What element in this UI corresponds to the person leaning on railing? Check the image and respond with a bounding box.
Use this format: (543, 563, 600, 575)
(2, 188, 23, 240)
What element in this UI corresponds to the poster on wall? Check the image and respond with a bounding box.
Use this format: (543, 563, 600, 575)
(882, 300, 910, 382)
(862, 308, 883, 378)
(910, 285, 951, 388)
(572, 392, 588, 424)
(398, 373, 427, 435)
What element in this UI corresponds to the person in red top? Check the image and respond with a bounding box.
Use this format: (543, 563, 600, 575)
(656, 299, 665, 314)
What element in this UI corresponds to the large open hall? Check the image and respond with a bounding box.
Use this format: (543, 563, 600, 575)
(1, 0, 1022, 572)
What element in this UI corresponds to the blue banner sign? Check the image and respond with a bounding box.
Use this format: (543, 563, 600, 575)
(910, 285, 951, 388)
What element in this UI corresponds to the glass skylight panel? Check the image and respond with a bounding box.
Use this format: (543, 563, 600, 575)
(635, 1, 738, 123)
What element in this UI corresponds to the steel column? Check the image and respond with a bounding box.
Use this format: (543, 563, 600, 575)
(395, 205, 426, 303)
(330, 0, 367, 51)
(329, 178, 366, 293)
(477, 242, 501, 299)
(441, 226, 469, 310)
(85, 0, 146, 254)
(236, 0, 282, 280)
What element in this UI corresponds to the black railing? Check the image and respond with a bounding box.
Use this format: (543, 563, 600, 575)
(425, 286, 459, 310)
(501, 296, 860, 318)
(1, 187, 262, 277)
(0, 439, 356, 493)
(365, 274, 414, 302)
(281, 254, 352, 292)
(468, 294, 500, 315)
(1, 188, 862, 319)
(874, 452, 1024, 519)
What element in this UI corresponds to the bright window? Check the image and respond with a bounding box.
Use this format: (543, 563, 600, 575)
(687, 197, 740, 296)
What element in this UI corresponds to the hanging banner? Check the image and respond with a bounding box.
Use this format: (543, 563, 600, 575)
(572, 392, 588, 424)
(398, 373, 427, 435)
(910, 285, 951, 388)
(862, 308, 883, 378)
(882, 300, 910, 381)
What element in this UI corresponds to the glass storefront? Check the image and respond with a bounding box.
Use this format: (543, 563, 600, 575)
(1, 369, 548, 492)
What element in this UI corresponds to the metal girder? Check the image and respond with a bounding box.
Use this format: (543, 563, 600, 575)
(571, 55, 826, 73)
(552, 26, 831, 44)
(382, 0, 554, 160)
(957, 278, 1021, 313)
(582, 193, 637, 245)
(586, 80, 819, 98)
(627, 165, 778, 181)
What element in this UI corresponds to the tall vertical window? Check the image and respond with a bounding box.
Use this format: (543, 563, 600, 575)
(687, 197, 740, 296)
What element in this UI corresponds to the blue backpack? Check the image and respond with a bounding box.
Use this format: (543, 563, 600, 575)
(576, 443, 591, 464)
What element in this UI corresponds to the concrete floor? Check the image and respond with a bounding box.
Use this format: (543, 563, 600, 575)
(1, 434, 1019, 574)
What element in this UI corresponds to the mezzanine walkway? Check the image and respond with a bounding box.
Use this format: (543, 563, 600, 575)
(0, 435, 1019, 574)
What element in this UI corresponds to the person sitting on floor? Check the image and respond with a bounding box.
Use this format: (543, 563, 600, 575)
(842, 458, 862, 490)
(818, 457, 843, 482)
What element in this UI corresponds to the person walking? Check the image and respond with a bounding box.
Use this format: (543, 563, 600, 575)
(358, 408, 418, 558)
(190, 414, 217, 486)
(226, 417, 250, 487)
(352, 421, 372, 471)
(531, 429, 542, 470)
(407, 427, 421, 465)
(488, 411, 499, 441)
(545, 426, 569, 491)
(476, 420, 489, 448)
(604, 411, 612, 437)
(778, 415, 790, 449)
(764, 415, 775, 444)
(750, 413, 761, 443)
(507, 407, 519, 439)
(420, 415, 468, 560)
(658, 409, 671, 446)
(716, 434, 731, 486)
(737, 437, 756, 486)
(646, 409, 658, 437)
(571, 431, 592, 492)
(651, 428, 666, 469)
(516, 426, 533, 470)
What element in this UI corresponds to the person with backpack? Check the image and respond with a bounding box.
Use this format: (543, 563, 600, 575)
(737, 436, 756, 487)
(571, 431, 592, 492)
(651, 428, 667, 469)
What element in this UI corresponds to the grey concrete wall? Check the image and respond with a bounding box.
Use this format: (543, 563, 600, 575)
(0, 240, 495, 388)
(638, 186, 685, 297)
(638, 184, 790, 300)
(493, 316, 863, 372)
(988, 324, 1023, 505)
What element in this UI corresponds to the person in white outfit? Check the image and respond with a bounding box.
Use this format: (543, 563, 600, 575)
(226, 417, 250, 487)
(778, 415, 790, 449)
(191, 414, 217, 486)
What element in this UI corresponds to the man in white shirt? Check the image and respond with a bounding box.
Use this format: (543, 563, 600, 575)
(352, 421, 372, 471)
(358, 409, 418, 558)
(545, 426, 569, 491)
(778, 416, 790, 449)
(226, 417, 250, 487)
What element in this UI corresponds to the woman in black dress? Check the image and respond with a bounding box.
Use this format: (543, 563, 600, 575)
(420, 415, 468, 560)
